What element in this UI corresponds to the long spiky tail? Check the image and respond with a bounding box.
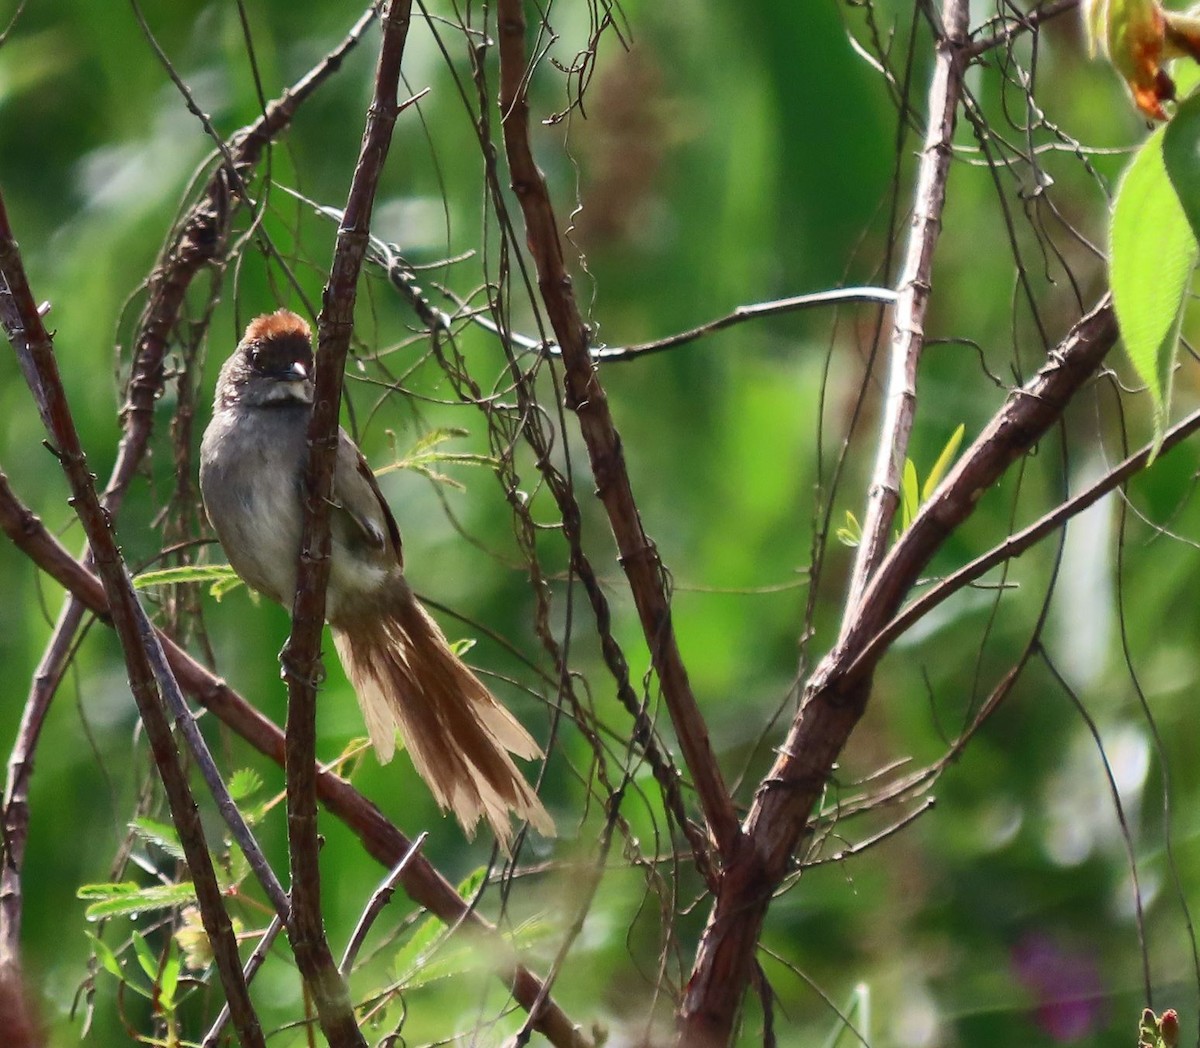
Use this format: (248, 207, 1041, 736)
(331, 580, 554, 851)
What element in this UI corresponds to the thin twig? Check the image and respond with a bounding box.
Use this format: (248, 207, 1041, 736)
(588, 287, 899, 361)
(0, 193, 265, 1048)
(494, 0, 740, 859)
(967, 0, 1079, 57)
(339, 833, 428, 977)
(847, 397, 1200, 682)
(800, 796, 936, 868)
(202, 914, 286, 1048)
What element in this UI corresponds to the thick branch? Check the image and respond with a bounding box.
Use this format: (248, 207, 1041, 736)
(0, 197, 264, 1048)
(494, 0, 740, 858)
(0, 470, 590, 1048)
(677, 293, 1119, 1046)
(843, 0, 971, 624)
(280, 4, 411, 1044)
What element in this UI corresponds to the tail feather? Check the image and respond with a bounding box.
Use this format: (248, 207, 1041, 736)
(331, 583, 554, 850)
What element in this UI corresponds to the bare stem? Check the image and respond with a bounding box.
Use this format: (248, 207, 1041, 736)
(843, 0, 971, 626)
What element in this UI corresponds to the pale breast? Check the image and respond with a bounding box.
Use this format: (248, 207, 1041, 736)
(200, 405, 307, 607)
(200, 405, 399, 618)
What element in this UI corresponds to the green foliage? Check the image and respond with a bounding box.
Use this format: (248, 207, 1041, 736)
(1110, 121, 1195, 449)
(78, 881, 200, 921)
(377, 426, 498, 490)
(838, 425, 966, 544)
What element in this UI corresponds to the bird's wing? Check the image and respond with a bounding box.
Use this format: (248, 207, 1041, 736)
(331, 428, 404, 568)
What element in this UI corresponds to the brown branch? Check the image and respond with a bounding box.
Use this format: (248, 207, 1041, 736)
(848, 368, 1200, 678)
(0, 609, 78, 965)
(0, 5, 376, 966)
(280, 3, 411, 1044)
(967, 0, 1079, 57)
(0, 198, 264, 1048)
(843, 0, 971, 625)
(677, 295, 1119, 1046)
(0, 470, 591, 1048)
(494, 0, 740, 859)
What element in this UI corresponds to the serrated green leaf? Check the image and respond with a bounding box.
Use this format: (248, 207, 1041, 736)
(133, 564, 242, 590)
(131, 818, 186, 864)
(901, 458, 919, 532)
(228, 768, 263, 802)
(393, 914, 449, 984)
(393, 867, 488, 985)
(79, 881, 198, 920)
(226, 846, 251, 886)
(1111, 124, 1197, 444)
(376, 428, 497, 482)
(86, 932, 125, 980)
(921, 423, 965, 502)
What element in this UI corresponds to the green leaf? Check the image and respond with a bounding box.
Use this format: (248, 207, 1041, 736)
(448, 637, 477, 658)
(393, 867, 488, 986)
(921, 423, 965, 502)
(456, 866, 487, 900)
(86, 932, 125, 980)
(228, 768, 263, 802)
(159, 951, 180, 1012)
(130, 818, 186, 864)
(1164, 91, 1200, 245)
(209, 574, 247, 602)
(900, 458, 919, 532)
(133, 564, 242, 590)
(1111, 123, 1197, 447)
(376, 427, 498, 486)
(131, 931, 158, 982)
(78, 881, 198, 920)
(835, 510, 861, 548)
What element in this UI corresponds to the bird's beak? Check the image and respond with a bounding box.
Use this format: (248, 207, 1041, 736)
(286, 361, 309, 381)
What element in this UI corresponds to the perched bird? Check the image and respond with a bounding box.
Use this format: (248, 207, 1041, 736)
(198, 309, 554, 849)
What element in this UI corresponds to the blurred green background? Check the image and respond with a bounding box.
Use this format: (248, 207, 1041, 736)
(2, 0, 1199, 1045)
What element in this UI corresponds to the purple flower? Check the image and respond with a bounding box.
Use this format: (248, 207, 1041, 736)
(1011, 933, 1106, 1042)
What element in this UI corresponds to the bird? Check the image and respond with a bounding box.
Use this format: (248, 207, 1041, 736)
(198, 309, 554, 850)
